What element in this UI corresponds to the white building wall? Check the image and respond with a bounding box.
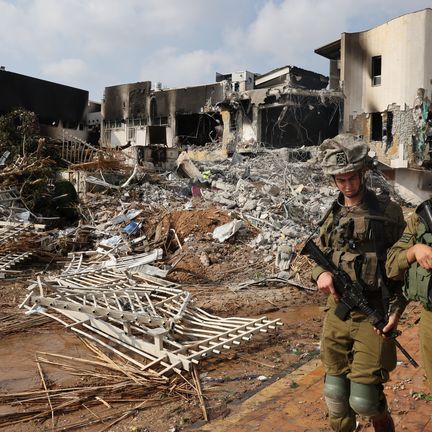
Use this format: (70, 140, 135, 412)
(342, 9, 431, 129)
(394, 168, 432, 204)
(110, 129, 126, 147)
(135, 128, 146, 146)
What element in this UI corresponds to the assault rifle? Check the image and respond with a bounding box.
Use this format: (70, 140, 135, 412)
(301, 238, 419, 368)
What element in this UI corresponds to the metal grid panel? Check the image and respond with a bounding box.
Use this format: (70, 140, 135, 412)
(22, 270, 282, 376)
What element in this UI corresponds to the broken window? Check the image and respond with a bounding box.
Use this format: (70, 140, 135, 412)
(175, 113, 222, 146)
(382, 111, 393, 147)
(104, 129, 111, 144)
(371, 56, 382, 86)
(127, 127, 136, 142)
(148, 126, 167, 145)
(371, 112, 383, 141)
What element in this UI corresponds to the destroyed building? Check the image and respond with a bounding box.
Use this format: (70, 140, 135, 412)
(101, 80, 229, 167)
(100, 65, 342, 166)
(227, 66, 341, 151)
(316, 7, 432, 203)
(0, 68, 101, 145)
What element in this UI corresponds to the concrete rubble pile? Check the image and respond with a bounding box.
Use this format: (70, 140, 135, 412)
(0, 159, 283, 377)
(190, 148, 337, 262)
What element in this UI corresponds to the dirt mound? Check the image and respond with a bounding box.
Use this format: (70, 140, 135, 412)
(155, 207, 232, 244)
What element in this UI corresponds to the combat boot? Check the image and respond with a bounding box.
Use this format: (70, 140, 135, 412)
(371, 411, 395, 432)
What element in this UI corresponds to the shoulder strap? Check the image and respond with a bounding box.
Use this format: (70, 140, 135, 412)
(318, 198, 339, 228)
(363, 189, 387, 259)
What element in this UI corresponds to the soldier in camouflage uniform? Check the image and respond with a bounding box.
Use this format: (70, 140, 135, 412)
(386, 206, 432, 389)
(312, 134, 407, 432)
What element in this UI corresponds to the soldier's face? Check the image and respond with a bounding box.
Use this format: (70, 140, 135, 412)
(334, 171, 363, 198)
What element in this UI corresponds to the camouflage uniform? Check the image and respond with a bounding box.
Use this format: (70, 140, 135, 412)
(312, 191, 406, 431)
(313, 134, 407, 432)
(386, 212, 432, 388)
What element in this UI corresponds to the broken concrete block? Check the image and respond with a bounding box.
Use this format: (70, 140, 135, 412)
(231, 152, 244, 165)
(211, 180, 236, 192)
(281, 226, 299, 239)
(254, 233, 265, 245)
(262, 184, 280, 196)
(212, 219, 244, 242)
(276, 244, 294, 271)
(242, 199, 257, 211)
(200, 252, 211, 267)
(176, 151, 204, 181)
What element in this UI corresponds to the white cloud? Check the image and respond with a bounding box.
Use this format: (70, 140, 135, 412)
(0, 0, 431, 99)
(140, 48, 223, 87)
(42, 58, 87, 82)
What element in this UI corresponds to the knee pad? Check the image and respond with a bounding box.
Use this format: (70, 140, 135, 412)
(324, 374, 350, 417)
(349, 382, 382, 417)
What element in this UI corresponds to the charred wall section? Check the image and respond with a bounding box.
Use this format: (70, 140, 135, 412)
(103, 81, 151, 122)
(152, 83, 228, 117)
(259, 93, 341, 148)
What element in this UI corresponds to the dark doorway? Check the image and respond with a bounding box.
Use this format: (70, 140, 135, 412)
(260, 103, 340, 148)
(371, 112, 383, 141)
(175, 113, 222, 146)
(148, 126, 167, 145)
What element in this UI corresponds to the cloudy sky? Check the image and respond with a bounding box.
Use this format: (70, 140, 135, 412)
(1, 0, 431, 100)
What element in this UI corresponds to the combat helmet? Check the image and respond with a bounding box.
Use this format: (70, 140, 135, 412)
(319, 133, 370, 176)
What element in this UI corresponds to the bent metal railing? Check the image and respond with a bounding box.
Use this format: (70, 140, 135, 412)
(21, 269, 282, 377)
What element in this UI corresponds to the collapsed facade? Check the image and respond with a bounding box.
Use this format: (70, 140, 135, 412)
(316, 8, 432, 202)
(101, 65, 342, 166)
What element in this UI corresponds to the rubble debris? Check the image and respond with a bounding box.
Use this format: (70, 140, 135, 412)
(0, 252, 33, 278)
(0, 342, 192, 430)
(212, 219, 244, 242)
(176, 151, 204, 181)
(0, 131, 410, 431)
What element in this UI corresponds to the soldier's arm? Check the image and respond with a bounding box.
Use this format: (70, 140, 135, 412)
(381, 203, 409, 328)
(386, 214, 418, 280)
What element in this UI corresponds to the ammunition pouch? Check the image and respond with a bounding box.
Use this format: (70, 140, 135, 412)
(331, 250, 378, 289)
(405, 261, 432, 309)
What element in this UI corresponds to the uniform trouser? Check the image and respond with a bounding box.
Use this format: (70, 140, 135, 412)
(420, 308, 432, 389)
(321, 307, 396, 432)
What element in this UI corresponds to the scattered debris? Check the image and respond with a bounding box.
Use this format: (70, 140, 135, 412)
(0, 137, 409, 431)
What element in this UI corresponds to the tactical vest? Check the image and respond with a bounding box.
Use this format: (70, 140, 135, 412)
(405, 219, 432, 309)
(321, 190, 390, 290)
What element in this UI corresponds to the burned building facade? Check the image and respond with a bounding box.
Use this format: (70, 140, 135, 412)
(101, 80, 230, 165)
(231, 66, 341, 151)
(316, 8, 432, 202)
(101, 65, 341, 164)
(0, 68, 100, 143)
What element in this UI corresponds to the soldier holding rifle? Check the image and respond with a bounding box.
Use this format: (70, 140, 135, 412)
(309, 134, 407, 432)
